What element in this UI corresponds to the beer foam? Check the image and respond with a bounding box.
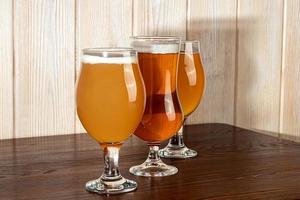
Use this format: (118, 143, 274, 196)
(132, 43, 179, 54)
(82, 55, 137, 64)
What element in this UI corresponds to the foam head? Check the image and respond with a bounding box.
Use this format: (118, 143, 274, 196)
(131, 36, 181, 54)
(81, 48, 137, 64)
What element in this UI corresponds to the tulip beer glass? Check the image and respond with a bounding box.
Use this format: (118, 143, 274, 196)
(76, 48, 146, 194)
(160, 41, 205, 159)
(129, 37, 183, 177)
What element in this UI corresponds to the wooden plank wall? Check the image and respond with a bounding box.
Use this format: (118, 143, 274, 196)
(133, 0, 186, 37)
(187, 0, 237, 125)
(280, 0, 300, 141)
(0, 0, 13, 139)
(235, 0, 283, 134)
(14, 0, 75, 137)
(1, 0, 300, 140)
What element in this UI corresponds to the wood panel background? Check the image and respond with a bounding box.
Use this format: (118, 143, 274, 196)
(280, 0, 300, 141)
(236, 0, 283, 134)
(14, 0, 75, 138)
(187, 0, 236, 125)
(0, 0, 13, 139)
(0, 0, 300, 140)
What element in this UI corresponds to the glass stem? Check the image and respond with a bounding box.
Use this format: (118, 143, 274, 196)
(168, 119, 186, 148)
(147, 143, 161, 163)
(100, 145, 122, 181)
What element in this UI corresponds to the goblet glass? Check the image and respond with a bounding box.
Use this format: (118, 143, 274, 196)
(76, 48, 146, 194)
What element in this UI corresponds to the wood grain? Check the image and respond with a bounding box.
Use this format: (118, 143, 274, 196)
(0, 0, 13, 139)
(14, 0, 75, 138)
(235, 0, 284, 133)
(1, 0, 300, 140)
(187, 0, 237, 124)
(2, 124, 300, 199)
(280, 0, 300, 141)
(75, 0, 133, 133)
(133, 0, 186, 38)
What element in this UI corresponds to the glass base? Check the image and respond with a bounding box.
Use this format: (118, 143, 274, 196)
(159, 146, 197, 159)
(129, 159, 178, 177)
(85, 177, 137, 195)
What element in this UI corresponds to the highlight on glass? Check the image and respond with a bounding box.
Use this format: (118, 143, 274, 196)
(129, 36, 184, 177)
(76, 48, 146, 194)
(159, 40, 205, 159)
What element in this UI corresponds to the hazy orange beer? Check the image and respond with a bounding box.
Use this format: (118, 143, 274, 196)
(177, 52, 205, 116)
(77, 56, 145, 143)
(159, 40, 205, 159)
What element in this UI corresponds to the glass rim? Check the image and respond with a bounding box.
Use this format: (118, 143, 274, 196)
(180, 40, 200, 53)
(181, 40, 200, 44)
(82, 47, 136, 55)
(130, 36, 181, 42)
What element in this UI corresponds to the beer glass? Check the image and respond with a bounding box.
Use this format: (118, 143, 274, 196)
(159, 41, 205, 159)
(76, 48, 146, 194)
(129, 37, 183, 177)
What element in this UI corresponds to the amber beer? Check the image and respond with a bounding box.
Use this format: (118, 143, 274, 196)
(134, 52, 183, 142)
(129, 37, 182, 177)
(177, 52, 205, 116)
(77, 54, 145, 143)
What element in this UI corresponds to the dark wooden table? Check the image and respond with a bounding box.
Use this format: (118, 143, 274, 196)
(1, 124, 300, 200)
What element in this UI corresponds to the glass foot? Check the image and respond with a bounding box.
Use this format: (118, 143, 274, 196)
(129, 159, 178, 177)
(85, 177, 137, 195)
(159, 146, 197, 159)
